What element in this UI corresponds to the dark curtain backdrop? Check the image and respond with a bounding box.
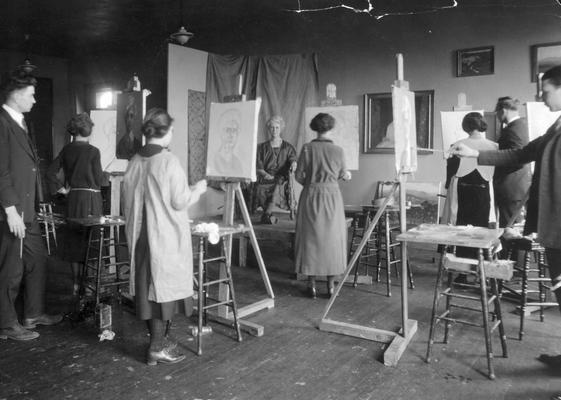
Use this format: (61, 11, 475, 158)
(205, 53, 319, 151)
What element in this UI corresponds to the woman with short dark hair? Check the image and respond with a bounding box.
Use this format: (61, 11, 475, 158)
(46, 112, 103, 295)
(443, 112, 498, 275)
(123, 108, 207, 366)
(294, 113, 351, 298)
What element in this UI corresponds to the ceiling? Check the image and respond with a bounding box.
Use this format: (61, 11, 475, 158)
(0, 0, 558, 60)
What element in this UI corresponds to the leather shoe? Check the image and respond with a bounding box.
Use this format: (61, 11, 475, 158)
(0, 323, 39, 341)
(22, 313, 63, 329)
(538, 354, 561, 368)
(147, 345, 186, 366)
(307, 286, 317, 299)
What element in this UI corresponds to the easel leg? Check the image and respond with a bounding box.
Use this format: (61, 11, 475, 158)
(234, 184, 274, 298)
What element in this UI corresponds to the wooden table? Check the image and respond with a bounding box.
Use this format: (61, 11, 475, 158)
(238, 215, 353, 275)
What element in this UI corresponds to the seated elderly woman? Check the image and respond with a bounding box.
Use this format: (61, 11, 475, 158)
(253, 115, 298, 224)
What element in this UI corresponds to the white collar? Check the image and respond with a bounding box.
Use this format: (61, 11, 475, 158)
(2, 104, 25, 130)
(506, 115, 520, 125)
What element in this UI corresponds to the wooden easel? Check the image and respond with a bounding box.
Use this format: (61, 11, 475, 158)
(318, 54, 417, 366)
(205, 85, 275, 336)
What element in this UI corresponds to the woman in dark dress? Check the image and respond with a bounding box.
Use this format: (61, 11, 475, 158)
(47, 113, 103, 295)
(254, 115, 298, 223)
(294, 113, 351, 298)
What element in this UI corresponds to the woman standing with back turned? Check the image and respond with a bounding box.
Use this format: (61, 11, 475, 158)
(294, 113, 351, 298)
(123, 108, 207, 365)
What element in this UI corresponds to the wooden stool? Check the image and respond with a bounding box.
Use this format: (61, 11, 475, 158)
(500, 237, 557, 340)
(37, 202, 64, 255)
(427, 248, 512, 379)
(375, 209, 414, 296)
(192, 228, 243, 356)
(350, 210, 380, 286)
(72, 216, 129, 309)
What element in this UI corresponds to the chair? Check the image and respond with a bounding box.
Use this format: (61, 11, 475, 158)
(500, 237, 558, 340)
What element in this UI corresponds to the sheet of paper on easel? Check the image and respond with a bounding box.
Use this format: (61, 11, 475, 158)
(89, 110, 117, 171)
(440, 110, 484, 158)
(526, 102, 561, 141)
(392, 86, 417, 173)
(206, 99, 261, 181)
(304, 105, 359, 170)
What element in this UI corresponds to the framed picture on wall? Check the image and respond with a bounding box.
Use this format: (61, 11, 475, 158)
(363, 90, 434, 154)
(531, 42, 561, 82)
(456, 46, 494, 77)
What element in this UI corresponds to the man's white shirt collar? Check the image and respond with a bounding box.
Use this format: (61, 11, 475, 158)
(2, 104, 25, 130)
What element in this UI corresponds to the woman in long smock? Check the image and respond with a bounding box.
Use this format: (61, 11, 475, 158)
(443, 112, 497, 282)
(295, 113, 352, 298)
(46, 113, 103, 295)
(123, 108, 207, 366)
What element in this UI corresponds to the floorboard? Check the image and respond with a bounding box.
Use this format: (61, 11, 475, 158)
(1, 242, 561, 399)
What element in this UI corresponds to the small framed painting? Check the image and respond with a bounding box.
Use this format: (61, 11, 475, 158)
(531, 42, 561, 82)
(456, 46, 494, 77)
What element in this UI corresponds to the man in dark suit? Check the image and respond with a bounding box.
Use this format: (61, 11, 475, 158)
(493, 97, 532, 227)
(452, 67, 561, 387)
(0, 71, 62, 341)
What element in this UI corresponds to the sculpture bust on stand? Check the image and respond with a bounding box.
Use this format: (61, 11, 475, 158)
(321, 83, 342, 107)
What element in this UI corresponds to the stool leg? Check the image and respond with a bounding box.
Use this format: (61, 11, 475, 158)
(478, 249, 495, 380)
(222, 240, 242, 343)
(491, 278, 508, 358)
(519, 251, 531, 341)
(426, 252, 446, 363)
(95, 227, 105, 308)
(197, 237, 204, 356)
(385, 213, 392, 297)
(79, 227, 94, 299)
(538, 250, 546, 323)
(443, 271, 453, 344)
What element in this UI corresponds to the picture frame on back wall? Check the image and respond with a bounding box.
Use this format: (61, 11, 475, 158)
(456, 46, 494, 77)
(531, 42, 561, 82)
(363, 90, 434, 154)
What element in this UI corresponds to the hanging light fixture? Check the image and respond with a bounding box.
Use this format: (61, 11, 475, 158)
(170, 26, 194, 45)
(18, 33, 37, 74)
(169, 0, 194, 45)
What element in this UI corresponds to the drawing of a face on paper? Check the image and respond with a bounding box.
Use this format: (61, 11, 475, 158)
(392, 86, 417, 173)
(206, 100, 261, 181)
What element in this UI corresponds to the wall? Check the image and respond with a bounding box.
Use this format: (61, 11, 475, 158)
(0, 50, 72, 156)
(314, 10, 560, 205)
(193, 6, 560, 206)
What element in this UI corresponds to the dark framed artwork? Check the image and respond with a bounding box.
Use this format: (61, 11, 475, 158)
(363, 90, 434, 154)
(531, 42, 561, 82)
(456, 46, 494, 77)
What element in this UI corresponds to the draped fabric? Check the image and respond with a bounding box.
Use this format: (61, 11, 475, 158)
(205, 54, 319, 152)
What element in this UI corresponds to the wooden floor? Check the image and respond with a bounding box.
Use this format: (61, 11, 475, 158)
(1, 242, 561, 400)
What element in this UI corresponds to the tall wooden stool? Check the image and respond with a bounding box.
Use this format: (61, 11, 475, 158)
(70, 216, 130, 309)
(500, 237, 557, 340)
(350, 209, 380, 286)
(427, 246, 512, 379)
(37, 202, 64, 255)
(192, 225, 243, 356)
(375, 208, 414, 296)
